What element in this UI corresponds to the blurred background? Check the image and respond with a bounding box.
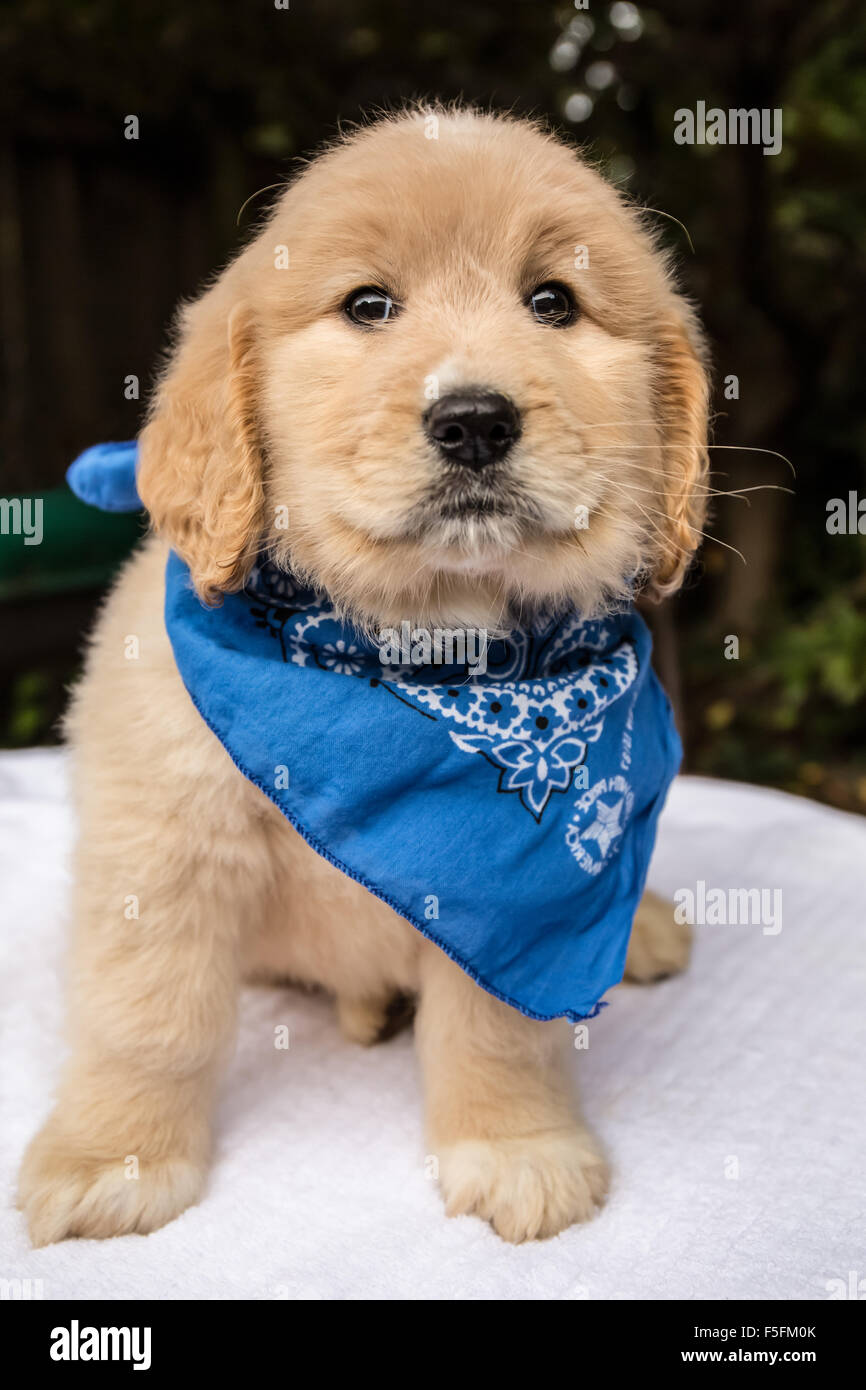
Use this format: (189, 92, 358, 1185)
(1, 0, 864, 808)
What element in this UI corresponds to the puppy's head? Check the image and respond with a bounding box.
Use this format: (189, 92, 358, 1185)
(139, 107, 709, 627)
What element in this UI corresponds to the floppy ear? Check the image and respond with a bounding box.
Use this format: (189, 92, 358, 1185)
(648, 317, 710, 599)
(137, 284, 265, 604)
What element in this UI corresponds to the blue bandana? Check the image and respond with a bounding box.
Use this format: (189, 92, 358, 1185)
(68, 442, 681, 1022)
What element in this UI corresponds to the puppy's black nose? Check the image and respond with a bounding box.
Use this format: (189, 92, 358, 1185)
(424, 392, 521, 469)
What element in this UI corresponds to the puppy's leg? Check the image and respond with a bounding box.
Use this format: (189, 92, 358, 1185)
(624, 888, 692, 983)
(337, 991, 415, 1046)
(18, 818, 248, 1247)
(415, 945, 608, 1243)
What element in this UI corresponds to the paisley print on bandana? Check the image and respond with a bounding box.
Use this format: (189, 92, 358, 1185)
(247, 560, 639, 822)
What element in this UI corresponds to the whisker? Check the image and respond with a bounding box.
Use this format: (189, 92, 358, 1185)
(591, 476, 678, 549)
(579, 463, 793, 504)
(571, 434, 796, 479)
(580, 453, 794, 498)
(236, 182, 285, 227)
(704, 444, 796, 478)
(513, 543, 556, 565)
(640, 205, 696, 254)
(591, 478, 747, 565)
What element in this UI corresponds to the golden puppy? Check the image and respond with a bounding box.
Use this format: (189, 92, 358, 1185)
(19, 106, 707, 1246)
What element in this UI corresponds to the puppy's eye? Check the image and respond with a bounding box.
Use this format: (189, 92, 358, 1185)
(527, 282, 576, 328)
(344, 287, 398, 327)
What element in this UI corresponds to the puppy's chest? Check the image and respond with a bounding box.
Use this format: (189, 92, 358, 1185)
(241, 808, 420, 995)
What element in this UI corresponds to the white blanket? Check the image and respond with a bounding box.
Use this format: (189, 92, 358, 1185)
(1, 748, 863, 1300)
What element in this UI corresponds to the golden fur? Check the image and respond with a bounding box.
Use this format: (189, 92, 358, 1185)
(19, 107, 706, 1246)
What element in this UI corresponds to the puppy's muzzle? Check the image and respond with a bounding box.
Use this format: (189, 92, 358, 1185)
(424, 391, 521, 470)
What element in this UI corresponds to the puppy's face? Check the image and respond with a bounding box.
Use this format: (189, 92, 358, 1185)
(139, 110, 708, 628)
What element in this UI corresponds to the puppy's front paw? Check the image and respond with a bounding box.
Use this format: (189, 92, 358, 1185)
(624, 889, 692, 983)
(437, 1129, 609, 1243)
(18, 1122, 205, 1247)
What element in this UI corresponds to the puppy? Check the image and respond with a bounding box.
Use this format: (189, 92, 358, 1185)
(19, 106, 708, 1246)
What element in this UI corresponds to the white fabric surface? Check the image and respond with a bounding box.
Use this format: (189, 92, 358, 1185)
(0, 747, 863, 1300)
